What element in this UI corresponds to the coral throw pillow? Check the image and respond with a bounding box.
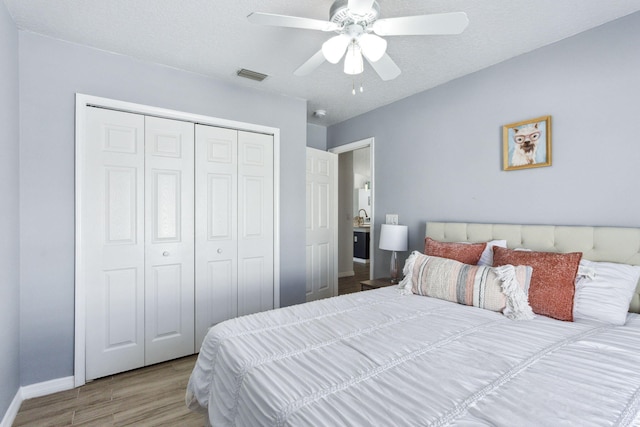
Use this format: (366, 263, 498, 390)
(424, 237, 487, 265)
(492, 247, 582, 321)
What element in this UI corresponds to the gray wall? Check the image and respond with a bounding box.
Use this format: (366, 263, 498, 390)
(328, 12, 640, 279)
(0, 0, 20, 417)
(18, 32, 307, 385)
(306, 123, 327, 150)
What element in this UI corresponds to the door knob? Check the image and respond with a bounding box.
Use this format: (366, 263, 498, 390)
(217, 248, 223, 254)
(162, 251, 170, 257)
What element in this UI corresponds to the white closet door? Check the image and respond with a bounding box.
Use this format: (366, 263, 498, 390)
(305, 148, 337, 302)
(237, 131, 274, 316)
(194, 125, 238, 349)
(144, 116, 195, 364)
(85, 108, 145, 380)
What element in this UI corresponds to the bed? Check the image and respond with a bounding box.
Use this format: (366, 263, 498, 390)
(186, 222, 640, 426)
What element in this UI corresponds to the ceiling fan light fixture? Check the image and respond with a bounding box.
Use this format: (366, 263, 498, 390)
(358, 33, 387, 62)
(343, 42, 364, 75)
(322, 34, 351, 64)
(249, 1, 468, 81)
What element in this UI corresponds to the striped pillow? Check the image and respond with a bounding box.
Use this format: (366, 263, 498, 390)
(408, 253, 533, 317)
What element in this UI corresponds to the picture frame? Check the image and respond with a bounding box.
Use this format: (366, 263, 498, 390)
(502, 115, 552, 171)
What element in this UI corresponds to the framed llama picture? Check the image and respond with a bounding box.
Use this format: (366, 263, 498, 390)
(502, 115, 552, 171)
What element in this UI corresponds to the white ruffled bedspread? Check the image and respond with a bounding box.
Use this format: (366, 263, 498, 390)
(186, 287, 640, 426)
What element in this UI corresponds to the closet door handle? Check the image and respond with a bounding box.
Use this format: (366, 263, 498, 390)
(217, 248, 223, 254)
(162, 251, 170, 257)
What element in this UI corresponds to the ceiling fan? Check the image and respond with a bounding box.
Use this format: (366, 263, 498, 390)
(247, 0, 469, 81)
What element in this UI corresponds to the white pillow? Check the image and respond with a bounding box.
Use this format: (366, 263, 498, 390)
(573, 259, 640, 325)
(478, 240, 507, 266)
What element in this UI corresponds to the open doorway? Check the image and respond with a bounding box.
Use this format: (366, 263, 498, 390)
(329, 138, 374, 294)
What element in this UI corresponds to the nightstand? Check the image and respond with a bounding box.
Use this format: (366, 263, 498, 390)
(360, 278, 395, 291)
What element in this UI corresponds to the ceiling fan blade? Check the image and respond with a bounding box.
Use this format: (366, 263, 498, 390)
(248, 12, 339, 32)
(348, 0, 376, 16)
(373, 12, 469, 36)
(365, 53, 401, 81)
(294, 50, 326, 76)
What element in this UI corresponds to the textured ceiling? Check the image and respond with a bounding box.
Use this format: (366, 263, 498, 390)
(4, 1, 640, 125)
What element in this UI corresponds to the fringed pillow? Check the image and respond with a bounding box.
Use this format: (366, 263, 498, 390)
(400, 252, 534, 320)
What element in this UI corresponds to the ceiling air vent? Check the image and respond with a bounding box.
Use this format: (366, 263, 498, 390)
(237, 68, 268, 82)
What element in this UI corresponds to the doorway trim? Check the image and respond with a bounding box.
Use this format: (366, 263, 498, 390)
(329, 137, 375, 280)
(74, 93, 281, 386)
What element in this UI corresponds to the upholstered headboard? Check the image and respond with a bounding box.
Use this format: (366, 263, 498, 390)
(426, 222, 640, 313)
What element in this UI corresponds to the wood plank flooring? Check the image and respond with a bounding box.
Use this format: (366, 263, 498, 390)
(338, 261, 371, 295)
(13, 355, 203, 426)
(14, 263, 370, 426)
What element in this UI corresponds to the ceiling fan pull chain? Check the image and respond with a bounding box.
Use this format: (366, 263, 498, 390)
(351, 80, 364, 95)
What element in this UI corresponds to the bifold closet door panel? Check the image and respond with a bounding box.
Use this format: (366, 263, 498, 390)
(194, 125, 238, 349)
(144, 116, 195, 365)
(237, 131, 274, 317)
(85, 107, 145, 380)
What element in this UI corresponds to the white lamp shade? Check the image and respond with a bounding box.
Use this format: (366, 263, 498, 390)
(321, 34, 351, 64)
(358, 33, 387, 62)
(379, 224, 408, 251)
(343, 42, 364, 75)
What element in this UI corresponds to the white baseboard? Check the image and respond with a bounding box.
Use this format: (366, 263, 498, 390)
(1, 376, 75, 427)
(353, 257, 370, 264)
(338, 271, 355, 278)
(21, 376, 75, 400)
(0, 390, 22, 427)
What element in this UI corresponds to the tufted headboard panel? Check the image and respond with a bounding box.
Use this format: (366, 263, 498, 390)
(426, 222, 640, 313)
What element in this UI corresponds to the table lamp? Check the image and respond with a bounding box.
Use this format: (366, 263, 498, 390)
(379, 224, 408, 284)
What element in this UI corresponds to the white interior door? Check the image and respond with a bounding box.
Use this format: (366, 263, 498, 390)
(237, 131, 274, 316)
(306, 148, 338, 302)
(194, 125, 238, 349)
(144, 116, 195, 364)
(84, 107, 145, 380)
